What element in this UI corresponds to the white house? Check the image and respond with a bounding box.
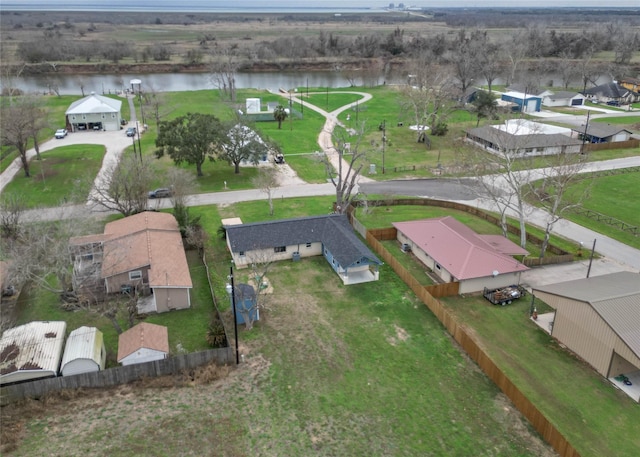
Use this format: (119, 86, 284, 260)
(542, 91, 585, 107)
(65, 93, 123, 132)
(60, 326, 106, 377)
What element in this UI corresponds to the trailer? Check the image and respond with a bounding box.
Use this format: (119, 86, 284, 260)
(483, 285, 526, 306)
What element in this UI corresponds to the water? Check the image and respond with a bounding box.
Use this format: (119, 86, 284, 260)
(18, 71, 387, 96)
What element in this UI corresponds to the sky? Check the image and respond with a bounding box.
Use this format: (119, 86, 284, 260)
(1, 0, 638, 9)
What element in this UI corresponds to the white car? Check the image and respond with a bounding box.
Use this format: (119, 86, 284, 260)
(55, 129, 68, 139)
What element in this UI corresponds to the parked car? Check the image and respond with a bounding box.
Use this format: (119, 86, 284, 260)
(606, 100, 620, 107)
(148, 188, 172, 199)
(55, 128, 67, 139)
(126, 127, 137, 137)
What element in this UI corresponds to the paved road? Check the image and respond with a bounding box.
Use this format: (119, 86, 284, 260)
(3, 94, 639, 282)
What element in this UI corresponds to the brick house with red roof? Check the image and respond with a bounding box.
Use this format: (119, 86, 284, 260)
(70, 212, 192, 313)
(393, 216, 528, 294)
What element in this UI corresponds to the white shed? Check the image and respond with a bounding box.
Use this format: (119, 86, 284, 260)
(65, 93, 123, 132)
(60, 326, 106, 377)
(117, 322, 169, 366)
(246, 98, 261, 113)
(0, 321, 67, 385)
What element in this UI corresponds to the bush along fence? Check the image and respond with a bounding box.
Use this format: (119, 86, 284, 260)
(365, 230, 581, 457)
(1, 250, 234, 405)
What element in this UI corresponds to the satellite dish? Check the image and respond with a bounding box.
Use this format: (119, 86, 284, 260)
(492, 270, 499, 277)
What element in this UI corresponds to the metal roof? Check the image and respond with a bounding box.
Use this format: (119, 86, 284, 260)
(0, 321, 67, 384)
(393, 217, 528, 280)
(65, 93, 122, 115)
(60, 326, 103, 370)
(533, 271, 640, 360)
(225, 214, 381, 268)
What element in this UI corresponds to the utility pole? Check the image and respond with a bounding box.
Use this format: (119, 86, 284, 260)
(580, 110, 591, 155)
(381, 119, 386, 174)
(227, 266, 240, 365)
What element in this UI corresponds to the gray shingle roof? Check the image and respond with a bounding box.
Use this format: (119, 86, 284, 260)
(583, 83, 631, 98)
(225, 214, 381, 267)
(572, 124, 632, 139)
(467, 126, 582, 149)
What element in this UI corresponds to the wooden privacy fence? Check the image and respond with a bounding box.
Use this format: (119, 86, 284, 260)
(583, 139, 639, 152)
(0, 347, 234, 405)
(366, 230, 581, 457)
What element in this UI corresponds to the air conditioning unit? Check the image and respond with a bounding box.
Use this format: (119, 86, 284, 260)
(401, 243, 412, 253)
(292, 252, 301, 262)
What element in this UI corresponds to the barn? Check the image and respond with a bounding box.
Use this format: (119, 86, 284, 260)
(60, 326, 106, 377)
(0, 321, 67, 385)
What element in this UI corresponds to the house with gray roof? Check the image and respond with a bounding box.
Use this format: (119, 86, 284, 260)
(571, 124, 633, 144)
(582, 82, 637, 105)
(466, 119, 582, 157)
(225, 214, 382, 285)
(533, 271, 640, 402)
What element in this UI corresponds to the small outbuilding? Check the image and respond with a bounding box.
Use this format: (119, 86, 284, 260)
(60, 326, 106, 377)
(571, 124, 633, 144)
(117, 322, 169, 366)
(0, 321, 67, 385)
(65, 92, 123, 132)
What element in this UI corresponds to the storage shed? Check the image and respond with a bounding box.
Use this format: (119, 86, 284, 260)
(0, 321, 67, 385)
(117, 322, 169, 366)
(60, 326, 106, 377)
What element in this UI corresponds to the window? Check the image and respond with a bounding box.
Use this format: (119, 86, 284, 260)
(80, 253, 93, 261)
(435, 264, 441, 271)
(306, 242, 312, 248)
(129, 270, 142, 280)
(274, 246, 286, 253)
(239, 251, 245, 257)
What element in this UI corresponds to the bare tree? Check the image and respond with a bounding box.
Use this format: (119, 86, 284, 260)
(400, 57, 455, 143)
(500, 32, 528, 86)
(143, 83, 173, 128)
(322, 126, 369, 214)
(252, 167, 280, 216)
(89, 153, 155, 216)
(0, 96, 48, 177)
(210, 46, 239, 102)
(0, 61, 27, 104)
(3, 207, 101, 297)
(527, 154, 589, 257)
(0, 193, 26, 240)
(460, 119, 542, 248)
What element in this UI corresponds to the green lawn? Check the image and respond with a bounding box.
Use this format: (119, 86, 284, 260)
(560, 171, 640, 250)
(2, 145, 105, 207)
(440, 293, 640, 457)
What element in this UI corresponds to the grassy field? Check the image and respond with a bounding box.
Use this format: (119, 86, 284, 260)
(3, 240, 556, 457)
(560, 170, 640, 250)
(1, 145, 104, 207)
